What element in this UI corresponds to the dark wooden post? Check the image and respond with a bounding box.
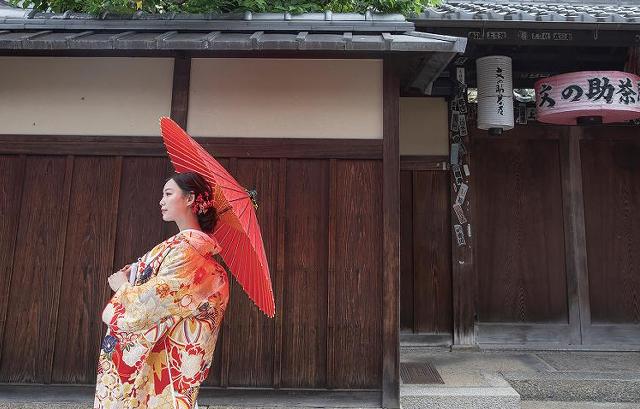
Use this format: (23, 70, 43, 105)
(449, 80, 477, 347)
(560, 126, 591, 345)
(170, 54, 191, 129)
(382, 57, 400, 409)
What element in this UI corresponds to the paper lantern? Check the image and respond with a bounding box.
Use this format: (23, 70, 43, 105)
(476, 56, 514, 133)
(535, 71, 640, 125)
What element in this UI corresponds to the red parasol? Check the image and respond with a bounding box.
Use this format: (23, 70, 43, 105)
(159, 117, 275, 318)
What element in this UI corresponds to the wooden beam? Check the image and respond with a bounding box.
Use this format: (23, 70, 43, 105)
(0, 49, 388, 60)
(0, 135, 382, 159)
(471, 124, 562, 140)
(560, 126, 591, 345)
(382, 57, 400, 409)
(170, 55, 191, 129)
(400, 155, 449, 171)
(450, 86, 477, 347)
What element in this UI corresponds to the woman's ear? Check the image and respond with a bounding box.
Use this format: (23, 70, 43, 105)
(186, 192, 196, 207)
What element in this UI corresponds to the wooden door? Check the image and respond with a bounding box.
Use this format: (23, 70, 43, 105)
(580, 127, 640, 345)
(400, 157, 452, 343)
(472, 124, 640, 346)
(472, 126, 574, 344)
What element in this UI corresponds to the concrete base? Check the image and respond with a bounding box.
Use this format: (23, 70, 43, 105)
(521, 401, 640, 409)
(400, 347, 640, 408)
(401, 385, 520, 409)
(504, 371, 640, 403)
(400, 349, 524, 409)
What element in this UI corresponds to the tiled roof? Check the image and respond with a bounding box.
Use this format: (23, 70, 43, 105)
(420, 1, 640, 23)
(0, 4, 467, 95)
(0, 7, 467, 52)
(0, 29, 466, 52)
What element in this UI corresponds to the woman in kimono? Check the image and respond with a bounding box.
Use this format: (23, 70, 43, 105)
(95, 172, 229, 409)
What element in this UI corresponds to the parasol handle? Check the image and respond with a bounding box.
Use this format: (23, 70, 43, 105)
(246, 188, 259, 210)
(213, 253, 233, 277)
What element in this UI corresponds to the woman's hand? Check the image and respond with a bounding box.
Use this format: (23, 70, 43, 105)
(108, 265, 131, 292)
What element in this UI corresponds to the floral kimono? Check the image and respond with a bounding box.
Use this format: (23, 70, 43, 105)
(95, 229, 229, 409)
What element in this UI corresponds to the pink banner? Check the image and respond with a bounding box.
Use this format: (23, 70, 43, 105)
(535, 71, 640, 125)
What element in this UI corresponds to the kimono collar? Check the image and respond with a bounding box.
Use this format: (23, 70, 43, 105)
(179, 229, 222, 258)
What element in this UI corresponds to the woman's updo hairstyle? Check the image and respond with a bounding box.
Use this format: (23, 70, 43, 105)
(170, 172, 218, 234)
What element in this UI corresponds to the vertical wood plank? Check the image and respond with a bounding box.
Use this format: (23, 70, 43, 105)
(399, 170, 414, 332)
(45, 156, 74, 383)
(280, 159, 329, 388)
(272, 158, 286, 389)
(0, 155, 27, 368)
(0, 156, 69, 383)
(382, 57, 400, 408)
(219, 157, 236, 388)
(326, 159, 337, 387)
(162, 161, 180, 240)
(51, 157, 121, 383)
(334, 161, 383, 389)
(205, 157, 230, 387)
(112, 157, 169, 276)
(226, 159, 278, 387)
(560, 127, 591, 344)
(170, 55, 191, 129)
(413, 171, 452, 334)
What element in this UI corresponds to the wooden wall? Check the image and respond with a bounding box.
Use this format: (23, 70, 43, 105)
(0, 137, 383, 388)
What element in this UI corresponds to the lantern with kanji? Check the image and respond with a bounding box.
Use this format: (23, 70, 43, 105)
(535, 71, 640, 125)
(476, 55, 514, 134)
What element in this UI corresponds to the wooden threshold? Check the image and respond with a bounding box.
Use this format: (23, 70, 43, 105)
(479, 323, 640, 347)
(588, 324, 640, 346)
(478, 323, 573, 344)
(399, 333, 452, 346)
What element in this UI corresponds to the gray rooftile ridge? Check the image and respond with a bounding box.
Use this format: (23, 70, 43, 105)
(443, 0, 640, 4)
(0, 7, 406, 22)
(0, 8, 416, 33)
(420, 1, 640, 23)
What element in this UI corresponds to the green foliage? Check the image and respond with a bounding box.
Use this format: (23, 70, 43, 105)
(9, 0, 440, 16)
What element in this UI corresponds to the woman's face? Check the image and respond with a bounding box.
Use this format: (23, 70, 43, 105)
(159, 179, 193, 222)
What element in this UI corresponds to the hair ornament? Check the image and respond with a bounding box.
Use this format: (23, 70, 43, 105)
(193, 191, 215, 215)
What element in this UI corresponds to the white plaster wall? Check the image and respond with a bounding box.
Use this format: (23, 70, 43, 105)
(0, 57, 173, 136)
(187, 58, 383, 139)
(399, 97, 449, 156)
